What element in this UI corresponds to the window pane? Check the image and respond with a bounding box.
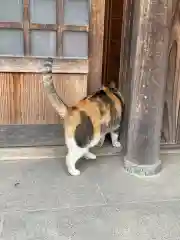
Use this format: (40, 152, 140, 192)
(62, 31, 88, 58)
(0, 30, 23, 56)
(30, 0, 56, 24)
(0, 0, 23, 22)
(31, 30, 56, 57)
(64, 0, 89, 25)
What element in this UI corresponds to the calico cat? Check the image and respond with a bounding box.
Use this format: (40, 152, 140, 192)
(42, 58, 124, 176)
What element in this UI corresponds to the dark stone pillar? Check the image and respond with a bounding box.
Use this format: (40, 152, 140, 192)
(123, 0, 169, 176)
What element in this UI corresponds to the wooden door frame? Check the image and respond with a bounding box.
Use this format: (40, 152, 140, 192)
(102, 0, 124, 87)
(102, 0, 112, 86)
(0, 0, 105, 148)
(88, 0, 105, 94)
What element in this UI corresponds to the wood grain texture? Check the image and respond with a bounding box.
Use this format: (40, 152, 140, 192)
(88, 0, 105, 94)
(0, 57, 88, 73)
(124, 0, 169, 167)
(102, 0, 112, 86)
(29, 24, 89, 32)
(0, 22, 23, 29)
(23, 0, 30, 55)
(118, 0, 134, 150)
(0, 125, 64, 147)
(56, 0, 63, 56)
(0, 73, 87, 124)
(118, 0, 134, 91)
(0, 73, 14, 124)
(162, 0, 180, 144)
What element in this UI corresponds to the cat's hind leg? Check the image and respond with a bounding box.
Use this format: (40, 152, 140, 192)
(66, 148, 84, 176)
(84, 151, 96, 160)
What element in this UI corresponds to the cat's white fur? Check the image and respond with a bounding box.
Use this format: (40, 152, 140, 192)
(65, 130, 122, 176)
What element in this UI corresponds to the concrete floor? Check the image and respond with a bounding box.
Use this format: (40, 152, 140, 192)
(0, 152, 180, 239)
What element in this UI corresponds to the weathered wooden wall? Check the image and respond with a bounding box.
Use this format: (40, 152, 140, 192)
(162, 0, 180, 144)
(118, 0, 180, 147)
(0, 73, 87, 124)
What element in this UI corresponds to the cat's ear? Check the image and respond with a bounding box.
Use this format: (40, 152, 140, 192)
(108, 81, 116, 89)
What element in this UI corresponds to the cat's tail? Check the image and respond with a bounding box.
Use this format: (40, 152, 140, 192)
(42, 58, 67, 119)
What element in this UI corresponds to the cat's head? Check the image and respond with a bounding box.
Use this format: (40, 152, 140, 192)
(103, 81, 124, 104)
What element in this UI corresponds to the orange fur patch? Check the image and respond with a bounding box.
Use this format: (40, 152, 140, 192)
(64, 87, 124, 140)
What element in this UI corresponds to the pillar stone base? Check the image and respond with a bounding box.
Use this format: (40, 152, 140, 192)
(124, 158, 162, 177)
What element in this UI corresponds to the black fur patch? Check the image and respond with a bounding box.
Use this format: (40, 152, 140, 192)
(110, 89, 125, 118)
(111, 90, 124, 106)
(101, 90, 117, 124)
(75, 111, 94, 148)
(71, 106, 78, 111)
(92, 90, 112, 104)
(91, 90, 116, 118)
(44, 58, 53, 73)
(91, 89, 120, 134)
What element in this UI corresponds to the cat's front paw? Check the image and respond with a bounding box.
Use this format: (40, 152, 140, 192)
(112, 141, 122, 148)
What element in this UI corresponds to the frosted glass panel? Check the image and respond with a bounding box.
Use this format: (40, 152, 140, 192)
(30, 0, 56, 24)
(0, 30, 23, 55)
(31, 30, 56, 56)
(63, 31, 88, 58)
(64, 0, 89, 25)
(0, 0, 23, 22)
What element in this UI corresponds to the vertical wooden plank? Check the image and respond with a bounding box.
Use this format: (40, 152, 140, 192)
(118, 0, 134, 90)
(14, 73, 53, 124)
(0, 73, 15, 124)
(162, 40, 177, 143)
(53, 74, 87, 107)
(13, 73, 87, 124)
(102, 0, 112, 85)
(23, 0, 30, 55)
(88, 0, 105, 94)
(118, 0, 134, 148)
(102, 0, 124, 87)
(162, 0, 180, 144)
(56, 0, 63, 56)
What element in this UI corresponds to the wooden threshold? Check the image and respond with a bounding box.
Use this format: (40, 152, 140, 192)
(0, 143, 179, 162)
(0, 124, 180, 160)
(0, 124, 65, 148)
(0, 142, 124, 161)
(1, 124, 180, 148)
